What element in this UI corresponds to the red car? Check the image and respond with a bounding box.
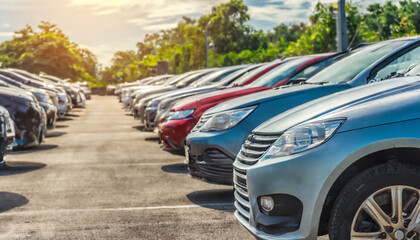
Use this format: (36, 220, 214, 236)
(160, 53, 337, 150)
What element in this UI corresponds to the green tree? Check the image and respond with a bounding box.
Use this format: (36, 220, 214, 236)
(0, 21, 98, 86)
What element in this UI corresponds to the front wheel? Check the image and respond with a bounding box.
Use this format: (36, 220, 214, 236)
(329, 163, 420, 240)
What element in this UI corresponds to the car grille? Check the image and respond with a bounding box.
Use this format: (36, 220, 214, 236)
(237, 134, 279, 165)
(234, 133, 280, 222)
(192, 114, 213, 131)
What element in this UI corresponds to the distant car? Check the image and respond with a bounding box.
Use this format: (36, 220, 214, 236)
(79, 83, 91, 100)
(141, 65, 260, 131)
(120, 75, 173, 109)
(153, 61, 288, 130)
(131, 67, 246, 116)
(234, 74, 420, 239)
(186, 36, 420, 185)
(162, 53, 337, 151)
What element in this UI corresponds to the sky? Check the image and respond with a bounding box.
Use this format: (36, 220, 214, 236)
(0, 0, 398, 66)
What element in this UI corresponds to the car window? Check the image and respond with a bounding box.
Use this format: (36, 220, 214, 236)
(307, 40, 408, 84)
(371, 46, 420, 81)
(228, 64, 273, 86)
(247, 57, 319, 87)
(290, 56, 337, 82)
(193, 69, 238, 87)
(405, 63, 420, 76)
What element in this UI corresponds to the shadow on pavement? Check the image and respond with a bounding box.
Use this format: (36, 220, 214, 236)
(0, 192, 29, 213)
(65, 114, 80, 118)
(58, 117, 74, 121)
(0, 161, 46, 176)
(161, 147, 185, 156)
(161, 163, 188, 174)
(187, 189, 235, 212)
(145, 137, 159, 142)
(46, 131, 67, 138)
(132, 125, 146, 131)
(12, 144, 58, 155)
(55, 124, 69, 128)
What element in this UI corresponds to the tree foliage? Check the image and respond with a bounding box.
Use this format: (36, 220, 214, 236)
(102, 0, 420, 85)
(1, 1, 419, 86)
(0, 21, 99, 86)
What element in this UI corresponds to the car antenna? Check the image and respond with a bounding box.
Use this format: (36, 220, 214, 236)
(347, 28, 359, 51)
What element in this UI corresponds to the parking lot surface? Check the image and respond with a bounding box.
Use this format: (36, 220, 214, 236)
(0, 96, 328, 239)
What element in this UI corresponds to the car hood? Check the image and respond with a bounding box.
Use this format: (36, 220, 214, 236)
(154, 85, 221, 102)
(206, 84, 349, 115)
(255, 76, 420, 135)
(0, 86, 33, 101)
(173, 86, 268, 111)
(134, 86, 175, 96)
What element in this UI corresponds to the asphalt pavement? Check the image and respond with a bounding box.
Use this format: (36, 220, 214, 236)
(0, 96, 328, 240)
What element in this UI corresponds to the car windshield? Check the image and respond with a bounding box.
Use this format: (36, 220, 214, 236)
(192, 68, 239, 87)
(165, 73, 193, 86)
(248, 57, 315, 87)
(228, 63, 273, 86)
(176, 71, 211, 87)
(306, 40, 408, 84)
(403, 63, 420, 76)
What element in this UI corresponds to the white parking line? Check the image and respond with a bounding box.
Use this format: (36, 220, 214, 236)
(0, 203, 235, 216)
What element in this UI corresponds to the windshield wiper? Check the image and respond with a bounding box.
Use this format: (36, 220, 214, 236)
(304, 81, 331, 85)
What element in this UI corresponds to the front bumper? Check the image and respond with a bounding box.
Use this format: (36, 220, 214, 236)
(57, 102, 68, 118)
(138, 102, 147, 124)
(232, 122, 418, 240)
(46, 106, 57, 129)
(160, 118, 197, 150)
(184, 122, 253, 185)
(145, 107, 157, 131)
(232, 138, 341, 239)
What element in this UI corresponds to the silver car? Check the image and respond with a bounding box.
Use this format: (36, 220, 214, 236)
(234, 72, 420, 239)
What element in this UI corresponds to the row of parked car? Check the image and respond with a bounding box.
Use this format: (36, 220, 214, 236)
(0, 68, 91, 165)
(117, 36, 420, 239)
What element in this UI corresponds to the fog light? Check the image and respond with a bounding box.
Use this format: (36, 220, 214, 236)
(260, 196, 275, 213)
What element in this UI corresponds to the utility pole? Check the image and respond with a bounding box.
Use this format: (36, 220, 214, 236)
(336, 0, 348, 52)
(205, 27, 209, 68)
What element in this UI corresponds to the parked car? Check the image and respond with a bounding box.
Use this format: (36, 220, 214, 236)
(162, 53, 337, 151)
(131, 66, 246, 115)
(133, 69, 217, 120)
(233, 74, 420, 239)
(140, 65, 260, 130)
(0, 73, 58, 129)
(186, 36, 420, 185)
(0, 87, 45, 148)
(153, 61, 289, 129)
(78, 82, 91, 100)
(31, 88, 58, 129)
(0, 105, 15, 165)
(120, 75, 173, 108)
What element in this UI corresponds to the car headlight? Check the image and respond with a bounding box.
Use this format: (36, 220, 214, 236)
(199, 106, 257, 132)
(263, 119, 345, 159)
(170, 109, 195, 120)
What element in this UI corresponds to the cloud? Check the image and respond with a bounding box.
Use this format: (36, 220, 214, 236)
(80, 44, 121, 66)
(248, 4, 309, 24)
(142, 22, 178, 31)
(0, 32, 14, 37)
(0, 0, 390, 66)
(94, 8, 118, 15)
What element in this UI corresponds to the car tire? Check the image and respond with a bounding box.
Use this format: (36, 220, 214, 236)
(329, 162, 420, 240)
